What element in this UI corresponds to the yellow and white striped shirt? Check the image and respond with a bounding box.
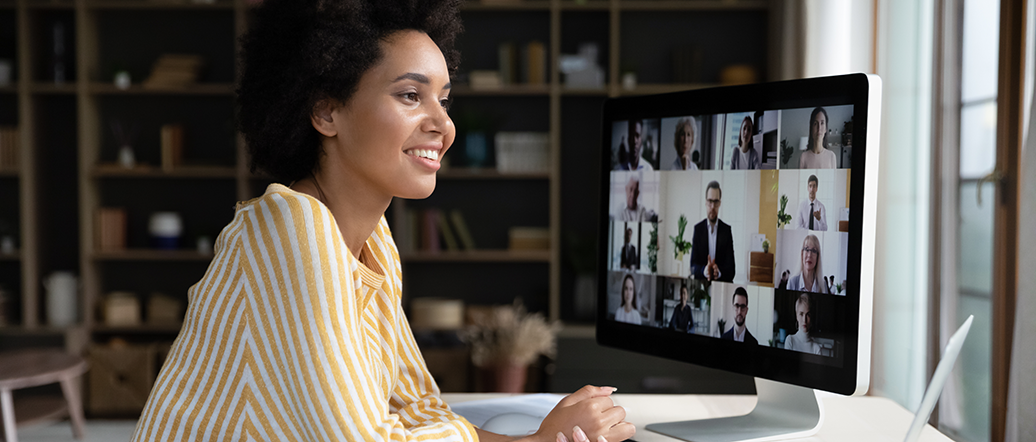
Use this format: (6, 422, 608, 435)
(133, 184, 477, 441)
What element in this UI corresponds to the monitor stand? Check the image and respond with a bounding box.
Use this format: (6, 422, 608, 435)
(645, 377, 824, 442)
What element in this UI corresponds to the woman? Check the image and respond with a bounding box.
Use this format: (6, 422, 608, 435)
(670, 117, 699, 171)
(784, 293, 822, 354)
(798, 107, 838, 169)
(786, 234, 830, 294)
(729, 116, 760, 170)
(615, 274, 643, 325)
(133, 2, 633, 442)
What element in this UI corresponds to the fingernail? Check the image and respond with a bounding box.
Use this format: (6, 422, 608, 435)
(556, 431, 569, 442)
(598, 436, 608, 442)
(574, 425, 588, 442)
(603, 386, 618, 392)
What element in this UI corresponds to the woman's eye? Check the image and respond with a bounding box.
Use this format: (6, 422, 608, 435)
(439, 97, 452, 111)
(403, 92, 419, 101)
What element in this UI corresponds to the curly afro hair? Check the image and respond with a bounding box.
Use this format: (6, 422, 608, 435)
(238, 0, 464, 183)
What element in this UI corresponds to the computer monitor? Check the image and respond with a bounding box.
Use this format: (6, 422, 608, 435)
(596, 73, 881, 442)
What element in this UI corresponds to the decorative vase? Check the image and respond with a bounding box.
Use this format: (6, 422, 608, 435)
(481, 363, 528, 393)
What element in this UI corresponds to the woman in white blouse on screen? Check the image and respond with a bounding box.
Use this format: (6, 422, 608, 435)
(615, 273, 643, 325)
(798, 107, 838, 169)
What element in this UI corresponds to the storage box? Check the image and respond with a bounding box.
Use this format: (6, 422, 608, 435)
(87, 343, 157, 415)
(95, 207, 127, 251)
(495, 132, 549, 174)
(508, 227, 550, 250)
(103, 291, 141, 326)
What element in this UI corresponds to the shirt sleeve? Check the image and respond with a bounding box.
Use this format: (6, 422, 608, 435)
(389, 304, 477, 440)
(242, 191, 475, 442)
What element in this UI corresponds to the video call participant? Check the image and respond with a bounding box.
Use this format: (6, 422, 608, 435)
(798, 107, 838, 169)
(796, 174, 828, 231)
(670, 117, 699, 171)
(730, 116, 760, 170)
(616, 175, 658, 222)
(721, 286, 758, 345)
(620, 119, 654, 171)
(784, 293, 822, 354)
(620, 227, 639, 270)
(690, 181, 735, 282)
(669, 284, 694, 332)
(615, 273, 643, 325)
(779, 234, 831, 294)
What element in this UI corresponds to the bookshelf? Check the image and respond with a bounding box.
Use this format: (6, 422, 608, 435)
(0, 0, 783, 397)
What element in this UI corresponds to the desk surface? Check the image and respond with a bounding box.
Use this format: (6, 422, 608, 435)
(441, 393, 951, 442)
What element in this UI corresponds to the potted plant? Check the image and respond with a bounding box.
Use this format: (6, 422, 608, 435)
(777, 194, 793, 228)
(647, 222, 659, 273)
(668, 215, 692, 260)
(689, 284, 710, 310)
(461, 300, 561, 393)
(761, 238, 770, 254)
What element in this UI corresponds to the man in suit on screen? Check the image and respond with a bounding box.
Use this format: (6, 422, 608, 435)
(690, 180, 735, 282)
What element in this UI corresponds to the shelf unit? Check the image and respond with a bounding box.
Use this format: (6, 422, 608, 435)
(0, 0, 783, 396)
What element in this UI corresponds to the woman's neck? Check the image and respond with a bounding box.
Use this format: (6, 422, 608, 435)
(811, 141, 824, 153)
(624, 304, 633, 312)
(291, 165, 391, 259)
(802, 270, 815, 290)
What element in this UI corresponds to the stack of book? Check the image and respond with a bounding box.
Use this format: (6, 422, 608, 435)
(397, 208, 476, 253)
(0, 127, 19, 169)
(143, 54, 204, 89)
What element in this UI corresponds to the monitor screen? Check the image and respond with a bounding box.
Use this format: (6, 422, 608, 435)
(596, 73, 879, 395)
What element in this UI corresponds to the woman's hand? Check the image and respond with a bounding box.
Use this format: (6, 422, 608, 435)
(529, 385, 635, 442)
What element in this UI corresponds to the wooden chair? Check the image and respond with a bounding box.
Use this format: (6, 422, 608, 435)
(0, 349, 88, 442)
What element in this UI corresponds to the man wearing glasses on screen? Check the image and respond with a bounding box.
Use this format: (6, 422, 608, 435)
(721, 287, 758, 345)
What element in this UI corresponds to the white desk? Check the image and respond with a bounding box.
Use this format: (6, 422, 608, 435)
(442, 393, 952, 442)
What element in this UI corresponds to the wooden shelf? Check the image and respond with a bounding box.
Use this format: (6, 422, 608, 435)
(560, 1, 611, 11)
(618, 0, 768, 11)
(0, 168, 19, 177)
(0, 325, 82, 335)
(88, 82, 236, 95)
(93, 249, 214, 261)
(451, 84, 550, 96)
(561, 86, 609, 96)
(86, 0, 234, 9)
(0, 84, 17, 94)
(93, 164, 237, 178)
(438, 168, 549, 180)
(28, 83, 76, 94)
(461, 1, 550, 11)
(620, 83, 721, 95)
(401, 249, 551, 262)
(92, 323, 183, 333)
(23, 1, 75, 9)
(0, 251, 20, 261)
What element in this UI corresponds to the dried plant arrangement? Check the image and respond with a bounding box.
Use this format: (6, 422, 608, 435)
(461, 300, 561, 368)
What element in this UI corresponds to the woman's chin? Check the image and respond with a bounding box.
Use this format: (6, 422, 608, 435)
(397, 179, 437, 200)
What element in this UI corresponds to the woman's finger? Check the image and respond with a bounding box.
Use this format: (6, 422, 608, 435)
(556, 431, 569, 442)
(605, 421, 636, 442)
(600, 404, 627, 426)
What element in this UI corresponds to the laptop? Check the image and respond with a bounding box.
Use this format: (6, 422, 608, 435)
(904, 315, 974, 442)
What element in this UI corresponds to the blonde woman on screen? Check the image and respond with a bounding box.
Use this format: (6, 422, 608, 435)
(786, 234, 830, 294)
(784, 293, 822, 355)
(798, 107, 838, 169)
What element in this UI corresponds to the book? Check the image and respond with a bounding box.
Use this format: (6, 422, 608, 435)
(498, 42, 517, 85)
(160, 123, 184, 171)
(449, 210, 477, 251)
(421, 209, 441, 252)
(526, 41, 546, 85)
(96, 207, 127, 251)
(0, 127, 18, 169)
(437, 210, 459, 251)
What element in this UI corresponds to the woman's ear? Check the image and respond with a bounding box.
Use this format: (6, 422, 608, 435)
(310, 99, 338, 137)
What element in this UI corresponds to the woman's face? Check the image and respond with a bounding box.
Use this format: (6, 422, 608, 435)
(623, 278, 635, 305)
(320, 30, 455, 200)
(801, 239, 818, 273)
(796, 302, 811, 332)
(675, 126, 693, 157)
(739, 119, 752, 148)
(810, 112, 827, 147)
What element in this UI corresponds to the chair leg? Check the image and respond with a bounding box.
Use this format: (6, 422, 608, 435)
(59, 377, 85, 440)
(0, 387, 17, 442)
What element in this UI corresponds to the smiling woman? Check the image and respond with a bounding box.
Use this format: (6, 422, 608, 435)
(129, 1, 633, 442)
